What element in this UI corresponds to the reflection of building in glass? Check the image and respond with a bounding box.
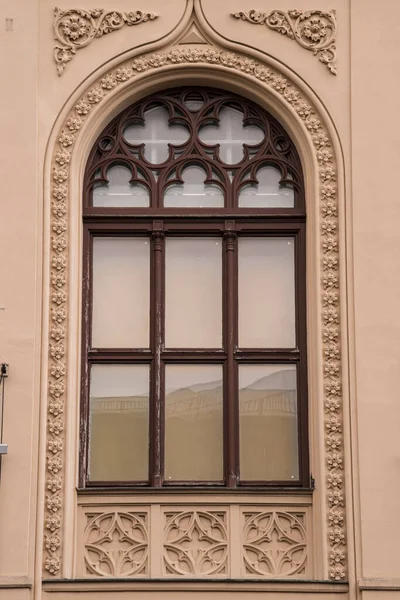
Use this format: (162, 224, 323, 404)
(91, 369, 296, 418)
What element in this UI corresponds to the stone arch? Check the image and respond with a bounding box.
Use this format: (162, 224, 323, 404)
(42, 43, 346, 582)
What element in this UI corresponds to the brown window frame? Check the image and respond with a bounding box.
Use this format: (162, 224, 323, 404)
(80, 87, 310, 490)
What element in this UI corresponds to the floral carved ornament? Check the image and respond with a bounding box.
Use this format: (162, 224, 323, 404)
(53, 8, 158, 75)
(232, 9, 337, 75)
(45, 45, 345, 581)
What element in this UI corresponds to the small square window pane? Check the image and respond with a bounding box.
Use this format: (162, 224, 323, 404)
(89, 364, 149, 481)
(92, 237, 150, 348)
(239, 365, 299, 481)
(165, 365, 223, 481)
(238, 237, 296, 348)
(165, 238, 222, 348)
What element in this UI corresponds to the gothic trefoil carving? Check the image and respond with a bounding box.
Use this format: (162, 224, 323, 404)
(242, 511, 307, 577)
(53, 8, 158, 75)
(84, 512, 148, 577)
(232, 9, 337, 75)
(163, 511, 228, 576)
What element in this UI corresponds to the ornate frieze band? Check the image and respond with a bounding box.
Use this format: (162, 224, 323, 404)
(46, 44, 345, 580)
(53, 8, 158, 75)
(79, 505, 309, 578)
(232, 9, 337, 75)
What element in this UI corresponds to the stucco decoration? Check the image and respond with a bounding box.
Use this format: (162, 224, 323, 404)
(232, 10, 337, 75)
(164, 511, 228, 576)
(242, 511, 307, 577)
(84, 512, 148, 576)
(46, 46, 345, 581)
(53, 8, 158, 75)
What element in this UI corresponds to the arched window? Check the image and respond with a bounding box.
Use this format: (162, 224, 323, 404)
(81, 87, 308, 488)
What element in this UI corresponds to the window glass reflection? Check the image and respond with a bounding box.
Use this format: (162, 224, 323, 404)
(89, 364, 149, 481)
(165, 365, 223, 481)
(239, 365, 299, 481)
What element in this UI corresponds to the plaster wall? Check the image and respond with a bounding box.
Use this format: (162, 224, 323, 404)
(0, 0, 399, 598)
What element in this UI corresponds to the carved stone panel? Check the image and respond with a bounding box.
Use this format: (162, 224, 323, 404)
(83, 511, 149, 577)
(77, 501, 310, 579)
(163, 510, 229, 577)
(241, 510, 308, 577)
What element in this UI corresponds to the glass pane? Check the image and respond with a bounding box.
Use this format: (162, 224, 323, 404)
(164, 165, 224, 207)
(89, 364, 149, 481)
(239, 166, 294, 208)
(199, 107, 264, 164)
(238, 237, 295, 348)
(184, 99, 204, 112)
(92, 164, 150, 207)
(165, 238, 222, 348)
(239, 365, 299, 481)
(165, 365, 223, 481)
(92, 237, 150, 348)
(123, 106, 190, 164)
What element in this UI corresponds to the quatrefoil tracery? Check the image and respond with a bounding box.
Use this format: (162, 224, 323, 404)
(85, 88, 304, 210)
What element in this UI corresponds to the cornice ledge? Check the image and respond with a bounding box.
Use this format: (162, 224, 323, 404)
(0, 576, 32, 589)
(232, 9, 337, 75)
(53, 7, 158, 76)
(359, 578, 400, 591)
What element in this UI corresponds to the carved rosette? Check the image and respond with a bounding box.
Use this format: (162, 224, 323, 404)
(53, 8, 158, 75)
(232, 9, 337, 75)
(84, 512, 148, 576)
(163, 511, 228, 576)
(242, 511, 307, 576)
(46, 44, 346, 579)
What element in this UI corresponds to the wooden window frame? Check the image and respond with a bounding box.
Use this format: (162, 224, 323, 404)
(80, 88, 310, 490)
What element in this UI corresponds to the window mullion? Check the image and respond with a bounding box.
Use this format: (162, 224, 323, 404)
(149, 230, 165, 487)
(224, 230, 239, 487)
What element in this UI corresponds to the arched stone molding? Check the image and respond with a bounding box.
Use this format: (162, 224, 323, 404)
(42, 7, 347, 582)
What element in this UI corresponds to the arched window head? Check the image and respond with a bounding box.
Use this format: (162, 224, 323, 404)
(81, 87, 308, 489)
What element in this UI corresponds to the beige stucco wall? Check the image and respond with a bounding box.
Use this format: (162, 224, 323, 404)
(0, 0, 399, 599)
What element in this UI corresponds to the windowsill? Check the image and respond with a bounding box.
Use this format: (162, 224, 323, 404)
(42, 578, 348, 593)
(77, 486, 314, 496)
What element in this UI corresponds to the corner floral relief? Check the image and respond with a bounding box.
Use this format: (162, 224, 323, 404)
(53, 8, 158, 75)
(46, 45, 345, 581)
(232, 9, 337, 75)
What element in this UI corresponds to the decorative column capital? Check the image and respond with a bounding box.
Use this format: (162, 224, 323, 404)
(224, 231, 237, 251)
(152, 231, 164, 251)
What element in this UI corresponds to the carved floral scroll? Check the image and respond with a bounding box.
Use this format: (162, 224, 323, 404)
(53, 8, 158, 75)
(232, 9, 337, 75)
